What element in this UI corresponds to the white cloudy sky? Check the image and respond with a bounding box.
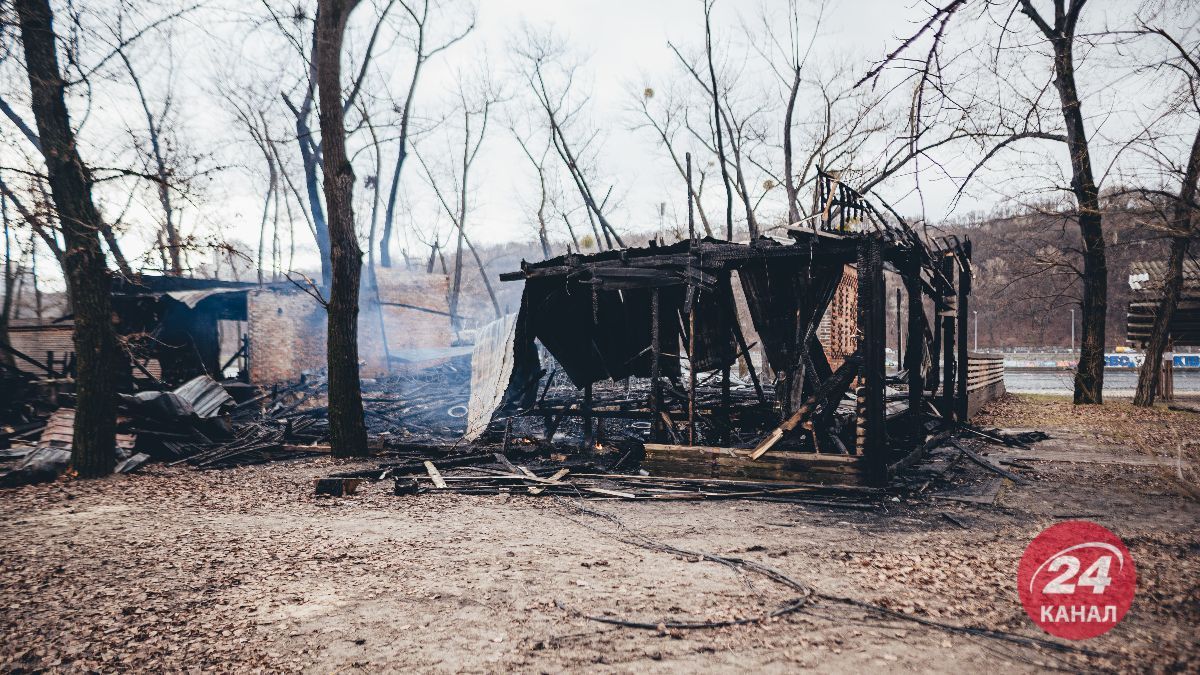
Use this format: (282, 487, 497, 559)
(2, 0, 1191, 283)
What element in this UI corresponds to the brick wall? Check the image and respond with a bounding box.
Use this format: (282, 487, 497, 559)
(247, 289, 328, 384)
(372, 269, 453, 354)
(821, 264, 859, 370)
(247, 271, 452, 384)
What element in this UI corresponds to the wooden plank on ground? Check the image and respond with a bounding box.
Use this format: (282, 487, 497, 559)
(644, 443, 865, 484)
(424, 461, 447, 488)
(523, 467, 570, 495)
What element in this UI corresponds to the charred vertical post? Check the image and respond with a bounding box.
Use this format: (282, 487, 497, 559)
(956, 240, 972, 422)
(857, 237, 886, 485)
(904, 254, 926, 444)
(896, 287, 903, 370)
(582, 383, 594, 447)
(650, 288, 663, 442)
(687, 303, 697, 445)
(940, 253, 957, 420)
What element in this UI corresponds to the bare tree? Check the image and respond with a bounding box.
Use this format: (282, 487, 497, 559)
(15, 0, 119, 476)
(511, 127, 555, 257)
(414, 73, 503, 326)
(115, 44, 183, 274)
(315, 0, 368, 456)
(630, 84, 715, 237)
(1010, 0, 1108, 404)
(1133, 25, 1200, 406)
(274, 0, 400, 285)
(517, 28, 625, 250)
(379, 0, 475, 268)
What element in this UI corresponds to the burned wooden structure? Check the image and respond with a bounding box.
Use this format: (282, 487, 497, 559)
(1127, 259, 1200, 346)
(492, 173, 977, 486)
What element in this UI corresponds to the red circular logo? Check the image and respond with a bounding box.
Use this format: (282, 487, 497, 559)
(1018, 521, 1136, 639)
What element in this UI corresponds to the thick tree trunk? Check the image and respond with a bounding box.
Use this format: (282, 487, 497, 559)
(1134, 236, 1187, 406)
(1050, 24, 1106, 404)
(16, 0, 118, 476)
(1134, 124, 1200, 406)
(316, 0, 368, 457)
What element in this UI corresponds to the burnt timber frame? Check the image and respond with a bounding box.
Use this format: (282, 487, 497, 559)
(500, 173, 973, 486)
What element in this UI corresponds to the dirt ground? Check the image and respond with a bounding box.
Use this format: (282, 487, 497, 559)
(2, 393, 1198, 673)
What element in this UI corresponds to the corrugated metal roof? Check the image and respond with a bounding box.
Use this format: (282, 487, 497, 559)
(39, 408, 136, 451)
(1128, 259, 1200, 294)
(173, 375, 233, 418)
(7, 322, 74, 376)
(163, 288, 249, 309)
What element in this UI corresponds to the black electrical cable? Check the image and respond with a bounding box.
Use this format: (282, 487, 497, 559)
(553, 498, 1105, 659)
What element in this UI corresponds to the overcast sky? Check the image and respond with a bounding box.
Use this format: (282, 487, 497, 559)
(2, 0, 1190, 284)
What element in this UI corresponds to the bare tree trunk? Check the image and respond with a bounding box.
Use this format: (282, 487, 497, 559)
(16, 0, 118, 476)
(783, 67, 802, 224)
(449, 221, 465, 330)
(316, 0, 367, 457)
(284, 80, 332, 285)
(119, 51, 182, 274)
(1134, 125, 1200, 406)
(463, 231, 500, 319)
(1019, 0, 1106, 404)
(1, 193, 15, 368)
(257, 151, 277, 285)
(380, 61, 422, 269)
(31, 237, 42, 320)
(704, 0, 734, 240)
(1055, 43, 1105, 405)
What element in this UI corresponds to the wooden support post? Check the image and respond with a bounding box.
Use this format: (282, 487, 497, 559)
(725, 293, 765, 404)
(896, 287, 903, 372)
(904, 256, 926, 444)
(858, 238, 887, 485)
(941, 254, 956, 419)
(688, 302, 697, 446)
(650, 288, 663, 442)
(582, 383, 594, 446)
(955, 241, 971, 422)
(929, 295, 942, 395)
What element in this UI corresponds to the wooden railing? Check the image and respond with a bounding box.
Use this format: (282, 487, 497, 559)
(965, 352, 1005, 418)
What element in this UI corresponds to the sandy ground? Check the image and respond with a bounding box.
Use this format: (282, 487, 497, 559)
(2, 393, 1199, 673)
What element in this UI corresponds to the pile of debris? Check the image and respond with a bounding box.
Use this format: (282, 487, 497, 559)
(0, 354, 473, 487)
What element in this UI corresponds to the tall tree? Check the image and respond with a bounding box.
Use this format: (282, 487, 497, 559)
(15, 0, 118, 476)
(1016, 0, 1107, 404)
(1134, 26, 1200, 407)
(315, 0, 368, 456)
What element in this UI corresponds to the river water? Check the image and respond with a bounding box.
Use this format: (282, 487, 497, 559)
(1005, 370, 1200, 396)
